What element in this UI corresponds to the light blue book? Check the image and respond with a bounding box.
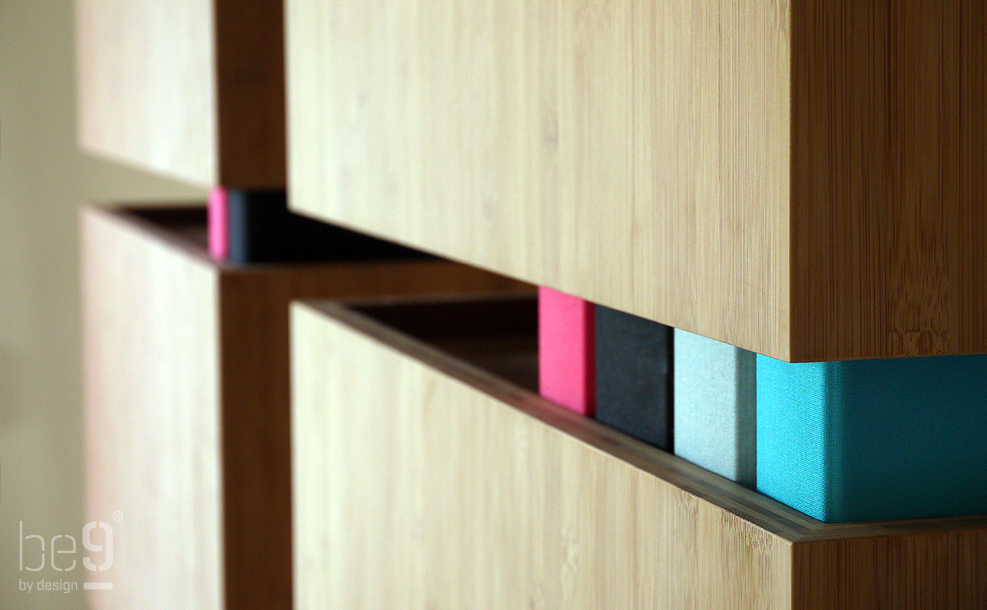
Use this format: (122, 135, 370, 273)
(674, 329, 757, 488)
(758, 354, 987, 523)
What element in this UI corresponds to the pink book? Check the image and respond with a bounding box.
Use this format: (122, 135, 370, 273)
(538, 287, 595, 416)
(208, 186, 229, 260)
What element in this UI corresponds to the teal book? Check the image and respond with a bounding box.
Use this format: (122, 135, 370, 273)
(757, 354, 987, 523)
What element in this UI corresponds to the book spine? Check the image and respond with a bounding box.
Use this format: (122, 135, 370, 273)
(758, 354, 987, 522)
(538, 287, 595, 416)
(674, 329, 756, 486)
(207, 186, 229, 260)
(596, 306, 672, 450)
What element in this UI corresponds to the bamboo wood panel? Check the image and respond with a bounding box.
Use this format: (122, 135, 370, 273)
(82, 206, 222, 610)
(81, 204, 530, 610)
(287, 0, 986, 361)
(75, 0, 285, 188)
(292, 298, 987, 610)
(789, 0, 987, 361)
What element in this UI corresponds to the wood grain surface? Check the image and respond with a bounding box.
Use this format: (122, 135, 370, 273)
(292, 297, 987, 610)
(793, 533, 987, 609)
(213, 0, 286, 188)
(790, 0, 987, 361)
(287, 0, 987, 361)
(75, 0, 285, 188)
(81, 204, 531, 610)
(286, 0, 792, 358)
(82, 206, 222, 610)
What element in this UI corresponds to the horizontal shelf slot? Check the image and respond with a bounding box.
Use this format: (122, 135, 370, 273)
(293, 295, 987, 609)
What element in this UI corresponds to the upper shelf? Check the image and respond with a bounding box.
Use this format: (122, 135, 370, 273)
(286, 0, 986, 362)
(75, 0, 285, 188)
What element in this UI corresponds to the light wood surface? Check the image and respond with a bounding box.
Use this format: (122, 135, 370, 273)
(82, 205, 222, 610)
(75, 0, 285, 188)
(81, 204, 531, 610)
(287, 0, 987, 361)
(292, 297, 987, 610)
(286, 0, 791, 358)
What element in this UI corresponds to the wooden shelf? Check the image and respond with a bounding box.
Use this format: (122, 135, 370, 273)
(292, 295, 987, 609)
(80, 204, 531, 610)
(286, 0, 987, 362)
(76, 0, 285, 187)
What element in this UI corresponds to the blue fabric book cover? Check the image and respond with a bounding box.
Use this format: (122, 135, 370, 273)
(674, 329, 757, 487)
(758, 354, 987, 522)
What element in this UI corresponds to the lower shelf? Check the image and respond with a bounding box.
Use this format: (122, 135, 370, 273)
(291, 295, 987, 610)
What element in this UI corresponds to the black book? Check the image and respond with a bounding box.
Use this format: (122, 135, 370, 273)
(595, 306, 673, 450)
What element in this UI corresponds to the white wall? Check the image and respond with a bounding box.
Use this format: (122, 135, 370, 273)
(1, 1, 205, 607)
